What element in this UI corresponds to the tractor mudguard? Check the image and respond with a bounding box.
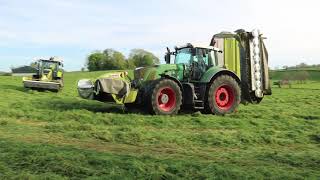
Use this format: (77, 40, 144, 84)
(160, 74, 183, 92)
(200, 66, 241, 84)
(57, 70, 63, 78)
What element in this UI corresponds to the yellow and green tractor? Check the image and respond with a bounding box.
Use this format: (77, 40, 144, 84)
(78, 29, 271, 115)
(23, 57, 64, 91)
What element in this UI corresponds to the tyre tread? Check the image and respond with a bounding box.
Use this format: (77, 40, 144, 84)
(150, 79, 182, 115)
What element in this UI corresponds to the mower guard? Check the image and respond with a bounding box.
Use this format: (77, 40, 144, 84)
(77, 73, 138, 104)
(23, 80, 61, 90)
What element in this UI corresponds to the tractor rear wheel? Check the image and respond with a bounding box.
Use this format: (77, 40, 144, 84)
(206, 75, 241, 115)
(150, 79, 182, 115)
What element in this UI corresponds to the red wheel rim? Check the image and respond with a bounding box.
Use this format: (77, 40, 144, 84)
(215, 85, 235, 110)
(157, 87, 176, 112)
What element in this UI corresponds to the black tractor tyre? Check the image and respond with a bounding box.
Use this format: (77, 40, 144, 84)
(150, 79, 182, 115)
(124, 103, 141, 113)
(205, 75, 241, 115)
(250, 94, 263, 104)
(124, 103, 135, 110)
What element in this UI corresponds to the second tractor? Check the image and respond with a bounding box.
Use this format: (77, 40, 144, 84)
(23, 57, 64, 91)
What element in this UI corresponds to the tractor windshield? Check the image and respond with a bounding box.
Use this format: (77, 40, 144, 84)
(175, 48, 192, 64)
(40, 61, 59, 70)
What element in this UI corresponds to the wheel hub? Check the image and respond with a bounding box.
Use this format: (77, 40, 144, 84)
(215, 85, 234, 110)
(160, 94, 169, 104)
(217, 88, 229, 106)
(157, 87, 176, 112)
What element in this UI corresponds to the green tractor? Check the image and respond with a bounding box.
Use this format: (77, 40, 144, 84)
(23, 57, 64, 91)
(78, 29, 271, 115)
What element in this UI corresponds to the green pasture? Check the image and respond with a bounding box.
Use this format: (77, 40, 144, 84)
(0, 71, 319, 179)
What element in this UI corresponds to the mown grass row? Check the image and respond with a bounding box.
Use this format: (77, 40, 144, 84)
(0, 137, 319, 179)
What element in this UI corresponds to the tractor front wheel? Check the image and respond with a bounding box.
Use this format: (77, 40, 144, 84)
(206, 75, 241, 115)
(150, 79, 182, 115)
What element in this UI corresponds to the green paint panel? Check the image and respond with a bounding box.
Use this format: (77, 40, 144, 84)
(135, 64, 179, 82)
(224, 38, 241, 78)
(200, 66, 224, 83)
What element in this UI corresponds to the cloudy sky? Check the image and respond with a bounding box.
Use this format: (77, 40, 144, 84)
(0, 0, 319, 71)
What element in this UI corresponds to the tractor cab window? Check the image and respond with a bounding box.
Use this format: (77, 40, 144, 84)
(193, 48, 209, 65)
(41, 61, 58, 70)
(175, 48, 192, 64)
(193, 48, 211, 71)
(208, 50, 216, 66)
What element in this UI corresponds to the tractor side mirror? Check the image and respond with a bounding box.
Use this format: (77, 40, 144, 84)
(165, 47, 171, 64)
(164, 53, 170, 64)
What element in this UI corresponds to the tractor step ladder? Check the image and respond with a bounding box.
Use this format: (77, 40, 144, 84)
(193, 85, 204, 109)
(194, 100, 204, 109)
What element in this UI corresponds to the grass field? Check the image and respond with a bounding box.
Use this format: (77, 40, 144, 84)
(0, 71, 319, 179)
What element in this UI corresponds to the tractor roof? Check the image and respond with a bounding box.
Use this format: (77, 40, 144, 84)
(176, 43, 221, 51)
(37, 57, 63, 63)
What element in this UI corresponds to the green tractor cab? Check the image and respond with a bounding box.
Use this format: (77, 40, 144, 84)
(23, 57, 64, 91)
(78, 29, 271, 115)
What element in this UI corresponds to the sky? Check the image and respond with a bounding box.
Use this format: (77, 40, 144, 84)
(0, 0, 319, 71)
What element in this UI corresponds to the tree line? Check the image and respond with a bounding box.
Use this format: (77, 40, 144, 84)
(86, 48, 160, 71)
(282, 63, 320, 70)
(11, 66, 37, 73)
